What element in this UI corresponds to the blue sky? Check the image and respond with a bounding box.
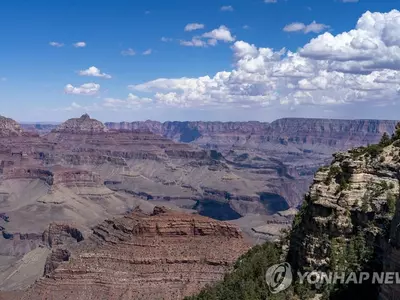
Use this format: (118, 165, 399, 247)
(0, 0, 399, 122)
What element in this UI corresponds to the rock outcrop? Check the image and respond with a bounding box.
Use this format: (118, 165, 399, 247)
(22, 207, 250, 300)
(52, 114, 107, 134)
(0, 116, 23, 137)
(287, 140, 400, 298)
(42, 223, 84, 275)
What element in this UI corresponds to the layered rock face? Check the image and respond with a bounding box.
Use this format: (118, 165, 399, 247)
(40, 115, 303, 222)
(21, 118, 397, 215)
(105, 118, 397, 150)
(287, 141, 400, 297)
(15, 117, 400, 246)
(45, 117, 209, 165)
(105, 119, 398, 209)
(22, 207, 250, 300)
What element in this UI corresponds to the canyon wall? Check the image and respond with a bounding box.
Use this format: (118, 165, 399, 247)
(105, 118, 397, 150)
(22, 207, 250, 300)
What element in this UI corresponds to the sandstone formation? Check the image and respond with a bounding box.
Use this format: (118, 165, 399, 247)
(22, 206, 250, 300)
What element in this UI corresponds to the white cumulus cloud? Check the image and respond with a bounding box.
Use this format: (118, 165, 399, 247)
(180, 25, 235, 47)
(64, 83, 100, 96)
(203, 25, 236, 43)
(78, 66, 111, 79)
(126, 10, 400, 111)
(284, 21, 330, 34)
(185, 23, 205, 32)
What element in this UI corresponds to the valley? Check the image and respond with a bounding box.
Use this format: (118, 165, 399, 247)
(0, 115, 397, 299)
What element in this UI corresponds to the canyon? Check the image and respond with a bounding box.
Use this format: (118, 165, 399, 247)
(187, 126, 400, 300)
(0, 115, 397, 299)
(19, 118, 399, 243)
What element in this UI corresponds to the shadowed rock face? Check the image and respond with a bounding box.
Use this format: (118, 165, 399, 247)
(22, 207, 250, 300)
(380, 191, 400, 299)
(42, 223, 84, 275)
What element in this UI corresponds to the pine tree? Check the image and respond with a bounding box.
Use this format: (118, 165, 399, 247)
(392, 123, 400, 141)
(379, 132, 391, 146)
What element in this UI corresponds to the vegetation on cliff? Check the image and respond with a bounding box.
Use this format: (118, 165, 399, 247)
(184, 241, 315, 300)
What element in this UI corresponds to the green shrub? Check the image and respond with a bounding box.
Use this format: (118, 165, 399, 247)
(324, 165, 341, 184)
(364, 144, 384, 158)
(361, 195, 369, 213)
(293, 195, 309, 228)
(391, 122, 400, 142)
(184, 242, 289, 300)
(379, 132, 391, 146)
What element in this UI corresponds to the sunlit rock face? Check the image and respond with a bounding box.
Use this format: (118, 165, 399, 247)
(288, 143, 400, 298)
(22, 207, 250, 300)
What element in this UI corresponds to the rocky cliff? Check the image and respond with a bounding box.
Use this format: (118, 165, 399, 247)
(0, 116, 23, 137)
(105, 118, 397, 150)
(22, 207, 250, 300)
(379, 179, 400, 300)
(286, 135, 400, 298)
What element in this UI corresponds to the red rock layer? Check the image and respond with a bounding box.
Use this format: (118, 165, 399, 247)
(22, 207, 250, 300)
